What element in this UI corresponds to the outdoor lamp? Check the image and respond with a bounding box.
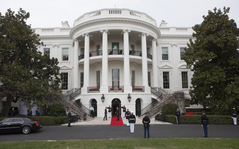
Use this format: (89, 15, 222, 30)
(127, 93, 131, 102)
(101, 94, 105, 102)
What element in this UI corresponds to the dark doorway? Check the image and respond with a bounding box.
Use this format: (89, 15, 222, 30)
(112, 98, 121, 116)
(135, 98, 141, 116)
(91, 99, 97, 117)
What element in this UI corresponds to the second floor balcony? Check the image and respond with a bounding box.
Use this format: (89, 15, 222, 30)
(79, 49, 152, 60)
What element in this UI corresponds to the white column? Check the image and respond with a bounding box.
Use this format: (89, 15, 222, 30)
(73, 39, 79, 88)
(123, 29, 132, 92)
(141, 33, 150, 92)
(100, 30, 108, 93)
(152, 38, 158, 87)
(82, 33, 90, 93)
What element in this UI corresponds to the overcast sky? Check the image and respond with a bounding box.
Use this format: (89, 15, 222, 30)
(1, 0, 239, 28)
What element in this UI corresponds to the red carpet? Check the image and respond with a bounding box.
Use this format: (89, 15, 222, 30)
(110, 116, 124, 126)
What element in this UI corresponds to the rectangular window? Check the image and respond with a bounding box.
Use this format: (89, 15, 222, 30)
(163, 72, 170, 89)
(62, 48, 69, 61)
(162, 47, 168, 60)
(80, 72, 84, 88)
(112, 69, 119, 88)
(180, 47, 185, 60)
(182, 72, 188, 88)
(131, 70, 135, 87)
(96, 71, 100, 88)
(44, 48, 50, 57)
(147, 47, 150, 54)
(81, 48, 84, 54)
(61, 73, 68, 90)
(112, 42, 119, 54)
(148, 72, 151, 87)
(96, 45, 100, 55)
(130, 45, 135, 55)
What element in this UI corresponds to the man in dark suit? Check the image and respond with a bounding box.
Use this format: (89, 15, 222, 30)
(68, 109, 72, 127)
(10, 107, 15, 117)
(175, 108, 180, 124)
(142, 112, 150, 138)
(201, 111, 209, 137)
(103, 107, 107, 121)
(116, 107, 119, 121)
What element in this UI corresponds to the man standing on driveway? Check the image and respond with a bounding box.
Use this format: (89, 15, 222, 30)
(68, 109, 72, 127)
(142, 112, 150, 138)
(129, 111, 136, 134)
(201, 111, 209, 137)
(175, 108, 180, 124)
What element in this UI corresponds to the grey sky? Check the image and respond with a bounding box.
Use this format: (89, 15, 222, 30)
(1, 0, 239, 28)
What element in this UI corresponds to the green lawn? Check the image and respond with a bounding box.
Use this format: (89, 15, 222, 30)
(0, 138, 239, 149)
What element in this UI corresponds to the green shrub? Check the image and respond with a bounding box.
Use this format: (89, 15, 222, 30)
(48, 103, 66, 116)
(162, 103, 178, 115)
(30, 116, 68, 126)
(164, 115, 237, 125)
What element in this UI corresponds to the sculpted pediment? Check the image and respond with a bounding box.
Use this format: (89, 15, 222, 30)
(60, 65, 72, 70)
(159, 64, 173, 69)
(178, 64, 187, 69)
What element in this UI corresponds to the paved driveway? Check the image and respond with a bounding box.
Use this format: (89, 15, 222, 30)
(0, 124, 238, 142)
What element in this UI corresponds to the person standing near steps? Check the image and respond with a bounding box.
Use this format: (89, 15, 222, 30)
(68, 109, 72, 127)
(116, 107, 119, 121)
(125, 109, 130, 127)
(129, 111, 136, 134)
(103, 107, 107, 121)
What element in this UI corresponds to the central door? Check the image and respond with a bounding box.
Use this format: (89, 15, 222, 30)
(112, 98, 121, 116)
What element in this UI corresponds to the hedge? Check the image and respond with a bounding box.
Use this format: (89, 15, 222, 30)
(162, 115, 237, 125)
(0, 116, 68, 126)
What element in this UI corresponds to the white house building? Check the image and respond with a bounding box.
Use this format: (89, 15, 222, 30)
(35, 8, 194, 117)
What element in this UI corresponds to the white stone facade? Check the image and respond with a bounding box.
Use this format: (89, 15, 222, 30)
(35, 9, 194, 117)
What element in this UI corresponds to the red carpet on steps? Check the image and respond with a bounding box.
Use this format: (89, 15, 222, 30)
(110, 116, 124, 126)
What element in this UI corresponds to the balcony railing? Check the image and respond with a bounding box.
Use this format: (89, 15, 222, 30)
(86, 86, 146, 93)
(108, 49, 123, 55)
(108, 86, 124, 92)
(132, 86, 144, 92)
(88, 87, 100, 93)
(78, 50, 152, 60)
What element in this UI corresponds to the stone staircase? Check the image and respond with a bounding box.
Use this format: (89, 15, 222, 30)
(47, 89, 92, 121)
(141, 89, 185, 118)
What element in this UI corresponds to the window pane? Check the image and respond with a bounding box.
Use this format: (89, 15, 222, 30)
(148, 71, 151, 87)
(96, 71, 100, 88)
(131, 70, 135, 87)
(62, 73, 68, 90)
(162, 47, 168, 60)
(80, 72, 84, 88)
(163, 72, 170, 89)
(62, 48, 69, 61)
(112, 69, 119, 88)
(180, 47, 185, 60)
(182, 72, 188, 88)
(44, 48, 50, 57)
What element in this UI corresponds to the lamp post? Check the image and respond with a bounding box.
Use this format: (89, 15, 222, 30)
(101, 94, 105, 103)
(127, 93, 131, 102)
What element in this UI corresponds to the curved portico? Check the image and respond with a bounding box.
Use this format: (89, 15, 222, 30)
(72, 29, 158, 94)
